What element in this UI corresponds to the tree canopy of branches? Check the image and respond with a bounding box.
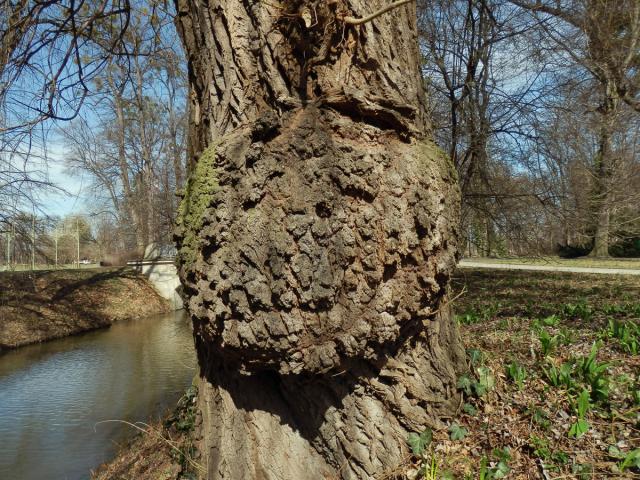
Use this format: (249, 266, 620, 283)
(0, 0, 132, 229)
(1, 0, 186, 254)
(419, 0, 640, 257)
(60, 5, 187, 251)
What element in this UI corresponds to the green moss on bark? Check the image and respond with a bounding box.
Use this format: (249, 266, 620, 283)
(177, 145, 218, 268)
(418, 140, 458, 184)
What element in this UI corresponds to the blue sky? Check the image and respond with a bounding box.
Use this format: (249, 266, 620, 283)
(40, 142, 88, 218)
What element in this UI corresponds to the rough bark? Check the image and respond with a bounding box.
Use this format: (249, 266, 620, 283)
(174, 1, 465, 478)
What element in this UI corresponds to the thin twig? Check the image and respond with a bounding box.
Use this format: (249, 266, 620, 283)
(342, 0, 415, 25)
(426, 286, 467, 318)
(94, 419, 205, 473)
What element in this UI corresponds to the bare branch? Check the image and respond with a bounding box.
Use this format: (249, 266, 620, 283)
(342, 0, 415, 25)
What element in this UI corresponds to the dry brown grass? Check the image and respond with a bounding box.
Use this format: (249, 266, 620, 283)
(91, 385, 201, 480)
(0, 267, 171, 349)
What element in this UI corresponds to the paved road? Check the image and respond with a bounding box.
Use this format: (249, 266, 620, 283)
(458, 260, 640, 276)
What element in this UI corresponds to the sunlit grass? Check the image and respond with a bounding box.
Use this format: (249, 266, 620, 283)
(460, 256, 640, 270)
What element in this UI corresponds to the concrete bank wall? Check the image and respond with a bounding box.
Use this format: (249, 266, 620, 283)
(128, 260, 183, 310)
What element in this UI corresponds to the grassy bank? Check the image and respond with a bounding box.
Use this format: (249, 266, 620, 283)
(91, 384, 201, 480)
(0, 268, 171, 350)
(404, 269, 640, 478)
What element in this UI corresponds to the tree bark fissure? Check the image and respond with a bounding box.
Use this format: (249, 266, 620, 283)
(174, 1, 464, 478)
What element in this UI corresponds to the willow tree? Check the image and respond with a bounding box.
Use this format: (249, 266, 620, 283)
(173, 0, 465, 477)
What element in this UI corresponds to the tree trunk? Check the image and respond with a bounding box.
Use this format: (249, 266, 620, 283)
(133, 56, 157, 246)
(174, 1, 465, 478)
(108, 73, 146, 252)
(167, 88, 185, 195)
(485, 218, 493, 257)
(590, 86, 617, 258)
(592, 206, 610, 257)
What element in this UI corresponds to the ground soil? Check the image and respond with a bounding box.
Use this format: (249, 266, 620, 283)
(0, 267, 171, 350)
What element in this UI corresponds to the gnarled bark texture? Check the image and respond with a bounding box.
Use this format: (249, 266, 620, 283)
(174, 0, 465, 478)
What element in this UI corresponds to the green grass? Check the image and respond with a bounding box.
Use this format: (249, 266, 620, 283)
(460, 256, 640, 269)
(410, 269, 640, 478)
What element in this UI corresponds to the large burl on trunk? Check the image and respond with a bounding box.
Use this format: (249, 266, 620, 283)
(174, 0, 465, 477)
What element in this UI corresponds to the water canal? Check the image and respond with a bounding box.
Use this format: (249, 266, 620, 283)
(0, 311, 196, 480)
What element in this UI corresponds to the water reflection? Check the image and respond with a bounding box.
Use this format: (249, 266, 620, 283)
(0, 311, 196, 480)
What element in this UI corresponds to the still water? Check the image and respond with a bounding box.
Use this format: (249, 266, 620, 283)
(0, 311, 196, 480)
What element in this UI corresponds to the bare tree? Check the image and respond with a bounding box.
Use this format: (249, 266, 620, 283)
(59, 6, 187, 252)
(511, 0, 640, 255)
(418, 0, 552, 256)
(527, 80, 640, 254)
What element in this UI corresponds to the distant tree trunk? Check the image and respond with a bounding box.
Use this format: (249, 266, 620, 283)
(590, 85, 618, 258)
(108, 75, 146, 252)
(485, 218, 493, 257)
(592, 206, 610, 257)
(167, 90, 184, 195)
(174, 1, 465, 478)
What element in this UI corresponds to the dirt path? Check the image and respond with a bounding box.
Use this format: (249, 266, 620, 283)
(459, 260, 640, 275)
